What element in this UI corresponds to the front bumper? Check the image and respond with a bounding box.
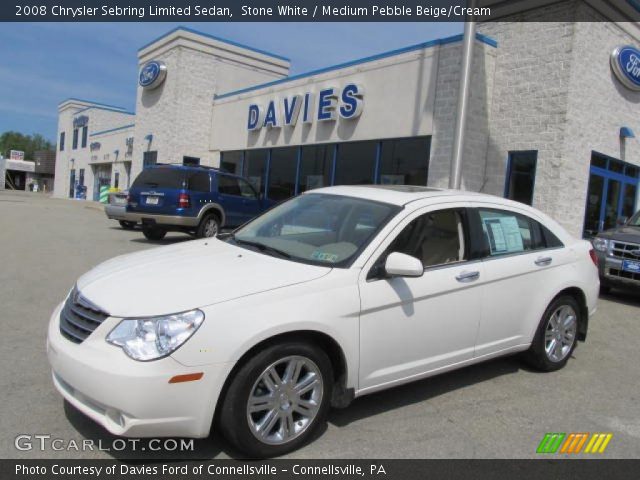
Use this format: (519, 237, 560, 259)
(596, 252, 640, 289)
(47, 302, 232, 438)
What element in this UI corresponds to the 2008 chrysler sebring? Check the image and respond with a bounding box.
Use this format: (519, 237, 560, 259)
(47, 186, 599, 457)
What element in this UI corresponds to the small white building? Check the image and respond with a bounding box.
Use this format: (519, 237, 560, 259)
(54, 1, 640, 238)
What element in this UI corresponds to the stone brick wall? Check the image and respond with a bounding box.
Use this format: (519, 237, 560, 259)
(131, 32, 290, 180)
(429, 39, 497, 190)
(479, 1, 640, 236)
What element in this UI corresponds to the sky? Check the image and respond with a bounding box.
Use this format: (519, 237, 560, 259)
(0, 22, 461, 142)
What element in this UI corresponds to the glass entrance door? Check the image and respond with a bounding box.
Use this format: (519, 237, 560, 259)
(582, 152, 640, 238)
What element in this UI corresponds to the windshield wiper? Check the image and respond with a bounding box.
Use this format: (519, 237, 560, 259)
(230, 235, 292, 259)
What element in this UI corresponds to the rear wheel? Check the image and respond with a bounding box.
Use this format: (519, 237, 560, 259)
(196, 213, 220, 238)
(219, 342, 333, 458)
(142, 226, 166, 241)
(119, 220, 136, 230)
(523, 295, 580, 372)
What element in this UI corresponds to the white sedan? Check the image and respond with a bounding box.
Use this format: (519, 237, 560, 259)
(47, 185, 599, 457)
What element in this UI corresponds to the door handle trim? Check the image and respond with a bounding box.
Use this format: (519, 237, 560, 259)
(534, 256, 553, 266)
(455, 270, 480, 282)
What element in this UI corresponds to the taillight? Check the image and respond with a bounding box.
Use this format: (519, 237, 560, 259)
(178, 193, 190, 208)
(589, 248, 598, 267)
(126, 194, 132, 204)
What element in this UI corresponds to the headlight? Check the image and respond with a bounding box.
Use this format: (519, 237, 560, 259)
(592, 237, 610, 252)
(106, 309, 204, 361)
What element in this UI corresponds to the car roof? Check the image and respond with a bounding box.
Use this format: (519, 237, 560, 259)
(306, 185, 498, 206)
(145, 164, 246, 179)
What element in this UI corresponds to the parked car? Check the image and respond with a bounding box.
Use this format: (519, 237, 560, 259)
(105, 191, 136, 230)
(47, 186, 598, 457)
(592, 209, 640, 292)
(124, 164, 264, 240)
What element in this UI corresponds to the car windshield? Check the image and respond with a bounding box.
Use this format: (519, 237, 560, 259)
(629, 211, 640, 227)
(230, 193, 400, 267)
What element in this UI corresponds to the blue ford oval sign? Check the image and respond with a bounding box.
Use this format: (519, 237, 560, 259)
(611, 46, 640, 91)
(139, 60, 167, 90)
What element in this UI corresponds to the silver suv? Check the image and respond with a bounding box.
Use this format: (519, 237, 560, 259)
(592, 209, 640, 292)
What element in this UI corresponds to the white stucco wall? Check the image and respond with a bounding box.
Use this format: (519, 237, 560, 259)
(53, 101, 134, 200)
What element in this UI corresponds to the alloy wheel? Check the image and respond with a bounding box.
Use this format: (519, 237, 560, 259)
(204, 218, 218, 237)
(544, 305, 577, 362)
(246, 355, 323, 445)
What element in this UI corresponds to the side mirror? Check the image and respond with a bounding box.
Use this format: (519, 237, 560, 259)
(384, 252, 424, 278)
(617, 216, 628, 226)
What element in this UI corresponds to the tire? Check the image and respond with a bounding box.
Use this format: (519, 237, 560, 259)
(142, 226, 166, 241)
(196, 213, 220, 238)
(523, 295, 581, 372)
(219, 342, 333, 458)
(119, 220, 136, 230)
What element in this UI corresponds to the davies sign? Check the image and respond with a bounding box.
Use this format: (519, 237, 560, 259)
(247, 84, 364, 131)
(611, 46, 640, 91)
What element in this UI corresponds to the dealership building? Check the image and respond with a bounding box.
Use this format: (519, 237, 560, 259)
(53, 0, 640, 238)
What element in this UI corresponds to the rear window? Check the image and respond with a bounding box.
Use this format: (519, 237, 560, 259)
(131, 168, 186, 189)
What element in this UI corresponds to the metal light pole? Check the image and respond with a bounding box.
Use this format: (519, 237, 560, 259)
(449, 2, 477, 190)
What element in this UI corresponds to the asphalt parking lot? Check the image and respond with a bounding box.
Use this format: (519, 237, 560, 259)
(1, 189, 639, 460)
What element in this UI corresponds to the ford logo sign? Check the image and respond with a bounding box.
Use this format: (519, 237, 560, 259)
(610, 46, 640, 91)
(139, 60, 167, 90)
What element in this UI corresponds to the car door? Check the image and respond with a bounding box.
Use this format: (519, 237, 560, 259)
(471, 205, 570, 357)
(358, 205, 486, 391)
(215, 174, 246, 227)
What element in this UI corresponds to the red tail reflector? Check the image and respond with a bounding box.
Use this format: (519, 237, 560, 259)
(589, 248, 598, 267)
(178, 193, 190, 208)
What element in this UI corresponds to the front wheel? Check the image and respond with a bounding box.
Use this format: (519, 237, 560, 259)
(523, 295, 580, 372)
(219, 342, 333, 458)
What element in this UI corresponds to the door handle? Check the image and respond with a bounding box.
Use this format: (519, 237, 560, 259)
(455, 270, 480, 282)
(535, 256, 553, 266)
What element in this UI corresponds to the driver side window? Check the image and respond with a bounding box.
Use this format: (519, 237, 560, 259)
(388, 209, 468, 268)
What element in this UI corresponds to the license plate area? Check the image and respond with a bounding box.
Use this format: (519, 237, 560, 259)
(622, 259, 640, 273)
(145, 196, 159, 205)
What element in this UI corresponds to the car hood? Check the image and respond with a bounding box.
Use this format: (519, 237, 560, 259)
(76, 239, 331, 317)
(597, 226, 640, 244)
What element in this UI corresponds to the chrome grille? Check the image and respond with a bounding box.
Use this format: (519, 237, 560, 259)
(611, 241, 640, 260)
(59, 289, 109, 344)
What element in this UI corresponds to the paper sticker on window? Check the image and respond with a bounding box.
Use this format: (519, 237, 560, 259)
(311, 251, 339, 263)
(483, 216, 524, 255)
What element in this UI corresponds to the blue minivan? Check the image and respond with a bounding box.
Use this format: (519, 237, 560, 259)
(125, 164, 265, 240)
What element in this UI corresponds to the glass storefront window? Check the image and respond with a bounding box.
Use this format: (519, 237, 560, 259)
(298, 145, 333, 192)
(268, 147, 298, 201)
(334, 141, 376, 186)
(243, 149, 268, 194)
(220, 150, 243, 175)
(621, 183, 637, 220)
(505, 151, 537, 206)
(379, 137, 430, 186)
